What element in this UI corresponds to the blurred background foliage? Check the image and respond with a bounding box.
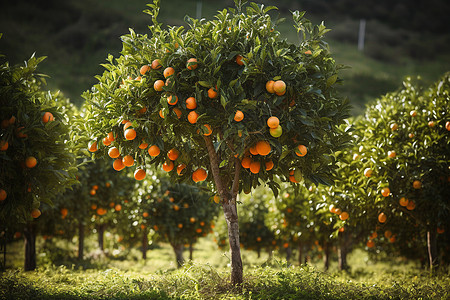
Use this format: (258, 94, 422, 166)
(0, 0, 449, 115)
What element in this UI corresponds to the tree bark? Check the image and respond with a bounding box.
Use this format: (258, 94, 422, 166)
(323, 240, 330, 271)
(297, 242, 303, 265)
(257, 247, 261, 259)
(24, 223, 36, 271)
(338, 231, 350, 271)
(189, 242, 194, 261)
(142, 227, 148, 260)
(285, 246, 292, 262)
(204, 135, 243, 285)
(78, 222, 84, 260)
(171, 243, 184, 267)
(97, 224, 105, 252)
(427, 229, 439, 273)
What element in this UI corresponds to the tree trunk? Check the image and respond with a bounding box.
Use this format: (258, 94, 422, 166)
(204, 135, 243, 285)
(222, 201, 243, 285)
(323, 240, 330, 271)
(257, 247, 261, 259)
(24, 223, 36, 271)
(97, 224, 105, 252)
(427, 229, 439, 272)
(338, 231, 350, 271)
(142, 228, 148, 260)
(297, 242, 303, 265)
(78, 222, 84, 260)
(171, 243, 184, 267)
(189, 242, 194, 261)
(285, 246, 292, 262)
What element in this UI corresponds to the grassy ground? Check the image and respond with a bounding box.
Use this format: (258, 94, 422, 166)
(2, 234, 449, 299)
(1, 0, 448, 113)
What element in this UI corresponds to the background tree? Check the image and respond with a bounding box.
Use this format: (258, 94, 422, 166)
(135, 175, 220, 267)
(82, 1, 351, 284)
(0, 45, 77, 270)
(351, 74, 449, 272)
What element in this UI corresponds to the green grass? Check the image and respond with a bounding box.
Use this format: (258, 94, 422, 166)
(2, 235, 450, 299)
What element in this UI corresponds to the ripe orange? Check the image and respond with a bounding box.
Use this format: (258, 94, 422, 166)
(370, 232, 378, 239)
(0, 140, 8, 151)
(154, 80, 164, 91)
(163, 67, 175, 78)
(90, 189, 96, 195)
(334, 208, 342, 215)
(115, 204, 122, 211)
(378, 212, 387, 223)
(389, 236, 396, 243)
(295, 144, 307, 157)
(139, 141, 149, 149)
(113, 158, 125, 171)
(265, 80, 275, 93)
(390, 123, 399, 131)
(256, 140, 271, 156)
(267, 116, 279, 128)
(196, 228, 202, 233)
(134, 168, 146, 180)
(339, 212, 349, 220)
(109, 147, 120, 158)
(275, 89, 286, 96)
(15, 126, 28, 138)
(177, 163, 186, 175)
(42, 112, 54, 123)
(148, 145, 161, 157)
(265, 160, 274, 171)
(143, 212, 149, 217)
(103, 137, 111, 146)
(123, 121, 133, 131)
(428, 121, 435, 128)
(88, 141, 98, 152)
(162, 161, 174, 172)
(234, 110, 244, 122)
(406, 200, 416, 210)
(31, 208, 41, 218)
(122, 155, 134, 167)
(187, 58, 198, 70)
(202, 124, 212, 136)
(446, 121, 450, 131)
(208, 87, 218, 99)
(410, 110, 417, 117)
(366, 240, 375, 248)
(408, 133, 415, 138)
(185, 97, 197, 110)
(140, 65, 150, 75)
(25, 156, 37, 168)
(381, 187, 390, 197)
(235, 55, 244, 65)
(388, 150, 396, 158)
(304, 50, 312, 55)
(124, 128, 137, 140)
(159, 110, 165, 119)
(108, 132, 115, 141)
(167, 94, 178, 105)
(249, 161, 261, 174)
(173, 204, 180, 211)
(329, 205, 336, 213)
(249, 145, 259, 155)
(399, 197, 409, 207)
(364, 168, 373, 177)
(241, 157, 251, 169)
(437, 227, 445, 234)
(192, 168, 207, 182)
(151, 59, 162, 69)
(273, 80, 286, 94)
(93, 185, 99, 190)
(61, 208, 68, 217)
(188, 111, 199, 124)
(384, 230, 392, 238)
(289, 175, 299, 183)
(173, 108, 182, 119)
(0, 189, 7, 201)
(121, 119, 129, 124)
(167, 148, 180, 161)
(412, 180, 421, 189)
(178, 223, 183, 228)
(213, 195, 220, 203)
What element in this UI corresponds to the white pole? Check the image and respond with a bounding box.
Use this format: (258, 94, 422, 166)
(358, 19, 366, 51)
(196, 1, 202, 19)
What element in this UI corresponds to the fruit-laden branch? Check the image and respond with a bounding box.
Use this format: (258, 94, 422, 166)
(203, 135, 229, 203)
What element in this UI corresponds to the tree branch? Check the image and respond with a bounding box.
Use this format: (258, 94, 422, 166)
(203, 135, 229, 203)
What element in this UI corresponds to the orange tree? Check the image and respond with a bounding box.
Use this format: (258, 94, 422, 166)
(266, 183, 338, 268)
(0, 47, 77, 270)
(133, 174, 220, 266)
(82, 1, 350, 284)
(353, 74, 450, 272)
